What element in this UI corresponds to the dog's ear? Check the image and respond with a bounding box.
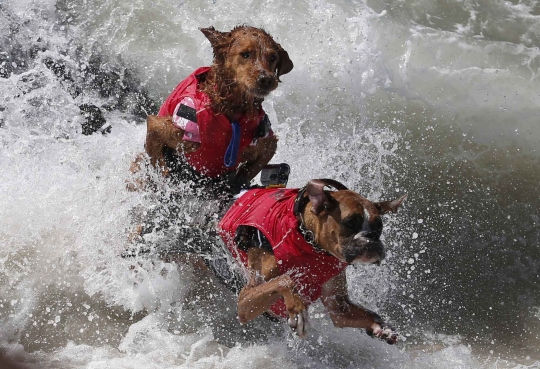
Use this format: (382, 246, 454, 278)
(306, 179, 348, 216)
(376, 194, 408, 214)
(276, 44, 293, 79)
(200, 27, 231, 52)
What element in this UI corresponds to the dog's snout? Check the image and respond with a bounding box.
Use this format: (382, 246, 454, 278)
(346, 232, 385, 264)
(257, 74, 274, 88)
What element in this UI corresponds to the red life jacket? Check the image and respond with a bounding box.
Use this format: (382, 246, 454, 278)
(158, 67, 264, 178)
(218, 188, 348, 318)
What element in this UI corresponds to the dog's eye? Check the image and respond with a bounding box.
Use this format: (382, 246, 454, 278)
(343, 215, 363, 233)
(241, 52, 251, 59)
(269, 54, 277, 63)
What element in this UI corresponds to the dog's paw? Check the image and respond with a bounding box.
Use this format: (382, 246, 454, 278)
(366, 322, 398, 345)
(240, 145, 257, 162)
(287, 308, 308, 338)
(285, 294, 308, 338)
(258, 135, 278, 153)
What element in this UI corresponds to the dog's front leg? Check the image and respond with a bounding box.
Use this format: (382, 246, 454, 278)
(238, 274, 308, 335)
(236, 135, 278, 183)
(321, 271, 398, 344)
(145, 116, 170, 176)
(145, 115, 200, 178)
(237, 248, 308, 337)
(127, 153, 148, 191)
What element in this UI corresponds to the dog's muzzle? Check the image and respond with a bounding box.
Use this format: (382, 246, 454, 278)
(254, 73, 277, 96)
(257, 74, 274, 88)
(342, 232, 386, 264)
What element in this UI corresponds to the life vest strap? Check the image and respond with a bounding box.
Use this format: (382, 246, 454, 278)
(224, 121, 241, 168)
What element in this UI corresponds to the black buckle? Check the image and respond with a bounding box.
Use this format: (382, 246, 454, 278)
(176, 104, 197, 122)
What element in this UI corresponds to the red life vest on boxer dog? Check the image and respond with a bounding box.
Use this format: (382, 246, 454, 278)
(218, 188, 348, 318)
(158, 67, 266, 178)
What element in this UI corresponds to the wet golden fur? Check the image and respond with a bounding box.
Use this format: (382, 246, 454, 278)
(129, 25, 292, 188)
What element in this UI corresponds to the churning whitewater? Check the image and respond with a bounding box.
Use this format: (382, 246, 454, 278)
(1, 0, 540, 368)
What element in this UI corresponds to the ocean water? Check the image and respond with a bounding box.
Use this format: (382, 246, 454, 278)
(1, 0, 540, 368)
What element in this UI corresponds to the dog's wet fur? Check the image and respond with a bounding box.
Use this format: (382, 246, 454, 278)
(320, 190, 391, 264)
(199, 25, 293, 119)
(130, 25, 292, 189)
(230, 179, 407, 344)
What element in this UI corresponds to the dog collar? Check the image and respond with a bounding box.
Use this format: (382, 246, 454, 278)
(293, 187, 330, 255)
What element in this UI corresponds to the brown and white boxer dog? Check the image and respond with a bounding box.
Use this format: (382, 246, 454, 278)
(216, 179, 407, 344)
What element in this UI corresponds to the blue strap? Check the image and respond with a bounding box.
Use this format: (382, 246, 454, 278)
(224, 121, 241, 168)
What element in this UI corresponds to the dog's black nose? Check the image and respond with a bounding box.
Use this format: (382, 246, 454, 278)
(257, 74, 273, 89)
